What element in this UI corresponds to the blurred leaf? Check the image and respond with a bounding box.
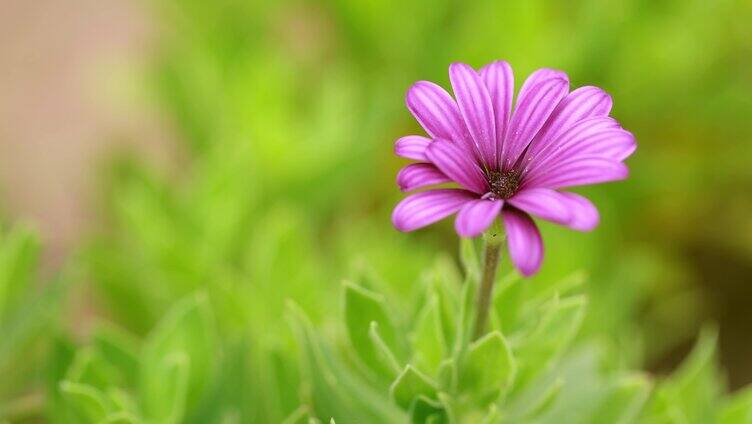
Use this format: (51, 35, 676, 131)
(91, 324, 139, 387)
(410, 293, 446, 376)
(390, 365, 437, 410)
(369, 322, 402, 376)
(513, 295, 587, 389)
(459, 331, 516, 403)
(140, 293, 215, 422)
(506, 378, 563, 422)
(409, 395, 445, 424)
(344, 283, 405, 376)
(59, 381, 112, 423)
(102, 411, 142, 424)
(645, 328, 723, 423)
(0, 225, 39, 319)
(287, 302, 406, 422)
(587, 374, 652, 424)
(718, 387, 752, 424)
(492, 275, 523, 335)
(459, 238, 480, 283)
(65, 347, 122, 389)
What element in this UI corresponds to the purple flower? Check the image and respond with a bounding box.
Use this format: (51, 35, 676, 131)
(392, 61, 636, 276)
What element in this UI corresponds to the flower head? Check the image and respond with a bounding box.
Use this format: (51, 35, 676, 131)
(392, 61, 636, 276)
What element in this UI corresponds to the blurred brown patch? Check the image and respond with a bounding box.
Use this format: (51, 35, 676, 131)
(0, 0, 175, 267)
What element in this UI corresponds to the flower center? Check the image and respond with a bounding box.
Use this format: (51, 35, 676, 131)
(488, 170, 520, 199)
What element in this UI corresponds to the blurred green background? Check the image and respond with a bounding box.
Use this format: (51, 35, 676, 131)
(0, 0, 751, 422)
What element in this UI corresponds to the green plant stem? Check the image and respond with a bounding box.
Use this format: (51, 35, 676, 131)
(472, 226, 504, 340)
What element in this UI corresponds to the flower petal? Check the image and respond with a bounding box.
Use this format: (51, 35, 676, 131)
(524, 86, 613, 162)
(503, 75, 569, 170)
(480, 60, 514, 161)
(507, 188, 571, 225)
(516, 68, 568, 102)
(392, 189, 476, 232)
(559, 192, 600, 231)
(406, 81, 469, 144)
(425, 139, 489, 194)
(397, 163, 451, 192)
(502, 208, 544, 276)
(449, 63, 497, 168)
(525, 117, 635, 178)
(523, 156, 628, 190)
(394, 135, 431, 161)
(508, 188, 600, 231)
(454, 199, 503, 237)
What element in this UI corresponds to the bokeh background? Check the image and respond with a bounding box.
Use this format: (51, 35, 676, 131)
(1, 0, 751, 421)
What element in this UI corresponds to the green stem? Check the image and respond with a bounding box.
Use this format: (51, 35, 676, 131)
(472, 224, 504, 340)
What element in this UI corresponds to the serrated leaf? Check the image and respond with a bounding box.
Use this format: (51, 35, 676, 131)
(459, 331, 515, 402)
(141, 293, 215, 422)
(411, 294, 446, 376)
(59, 380, 111, 422)
(390, 365, 438, 410)
(343, 283, 404, 376)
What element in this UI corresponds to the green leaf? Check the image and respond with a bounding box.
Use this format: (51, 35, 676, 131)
(91, 324, 139, 387)
(409, 395, 445, 424)
(287, 302, 406, 423)
(102, 411, 143, 424)
(480, 404, 501, 424)
(145, 352, 189, 423)
(505, 377, 563, 422)
(646, 328, 722, 423)
(718, 387, 752, 424)
(65, 346, 122, 388)
(426, 258, 461, 348)
(514, 295, 586, 389)
(0, 225, 39, 319)
(411, 294, 447, 376)
(106, 387, 140, 416)
(343, 283, 404, 376)
(59, 380, 111, 422)
(140, 292, 215, 422)
(437, 359, 457, 394)
(390, 365, 438, 410)
(369, 322, 402, 376)
(453, 278, 476, 357)
(459, 331, 516, 402)
(459, 238, 480, 283)
(588, 374, 652, 424)
(491, 275, 523, 334)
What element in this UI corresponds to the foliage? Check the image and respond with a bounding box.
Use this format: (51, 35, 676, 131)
(290, 240, 752, 423)
(2, 0, 752, 422)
